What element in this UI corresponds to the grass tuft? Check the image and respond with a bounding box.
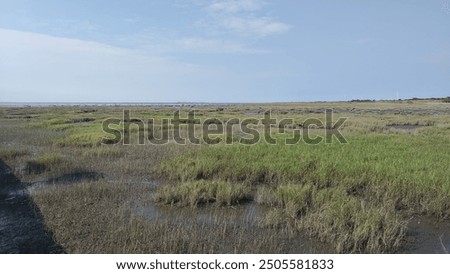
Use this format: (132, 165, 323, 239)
(155, 180, 252, 207)
(257, 185, 406, 253)
(25, 152, 67, 174)
(0, 146, 29, 160)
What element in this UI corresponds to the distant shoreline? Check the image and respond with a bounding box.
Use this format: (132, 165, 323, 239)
(0, 97, 448, 107)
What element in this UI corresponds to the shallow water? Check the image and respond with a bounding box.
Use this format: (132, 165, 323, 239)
(402, 216, 450, 254)
(135, 201, 333, 253)
(136, 200, 450, 254)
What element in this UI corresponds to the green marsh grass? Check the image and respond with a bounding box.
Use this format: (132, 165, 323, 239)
(155, 180, 252, 207)
(159, 133, 450, 252)
(258, 185, 406, 253)
(25, 152, 67, 174)
(0, 146, 29, 160)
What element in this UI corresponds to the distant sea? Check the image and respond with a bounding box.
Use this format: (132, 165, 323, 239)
(0, 102, 236, 107)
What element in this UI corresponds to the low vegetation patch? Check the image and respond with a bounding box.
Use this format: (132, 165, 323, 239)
(155, 180, 252, 207)
(159, 135, 450, 204)
(0, 146, 29, 160)
(56, 132, 105, 147)
(159, 134, 450, 252)
(257, 184, 406, 253)
(25, 152, 67, 174)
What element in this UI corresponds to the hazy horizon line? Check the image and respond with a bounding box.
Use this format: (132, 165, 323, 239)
(0, 97, 447, 106)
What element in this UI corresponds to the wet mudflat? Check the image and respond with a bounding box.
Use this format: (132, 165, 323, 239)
(135, 201, 333, 253)
(402, 216, 450, 254)
(1, 168, 449, 253)
(137, 198, 450, 254)
(0, 160, 63, 253)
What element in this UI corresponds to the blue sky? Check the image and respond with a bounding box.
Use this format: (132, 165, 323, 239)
(0, 0, 449, 102)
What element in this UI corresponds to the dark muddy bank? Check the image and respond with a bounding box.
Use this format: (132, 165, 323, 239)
(403, 216, 450, 254)
(0, 160, 63, 253)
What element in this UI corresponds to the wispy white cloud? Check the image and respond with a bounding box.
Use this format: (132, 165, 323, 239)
(0, 28, 220, 102)
(442, 0, 450, 15)
(219, 16, 290, 37)
(123, 16, 140, 23)
(115, 1, 290, 55)
(117, 28, 266, 54)
(0, 28, 269, 102)
(208, 0, 265, 13)
(52, 19, 99, 33)
(204, 0, 291, 37)
(176, 37, 267, 53)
